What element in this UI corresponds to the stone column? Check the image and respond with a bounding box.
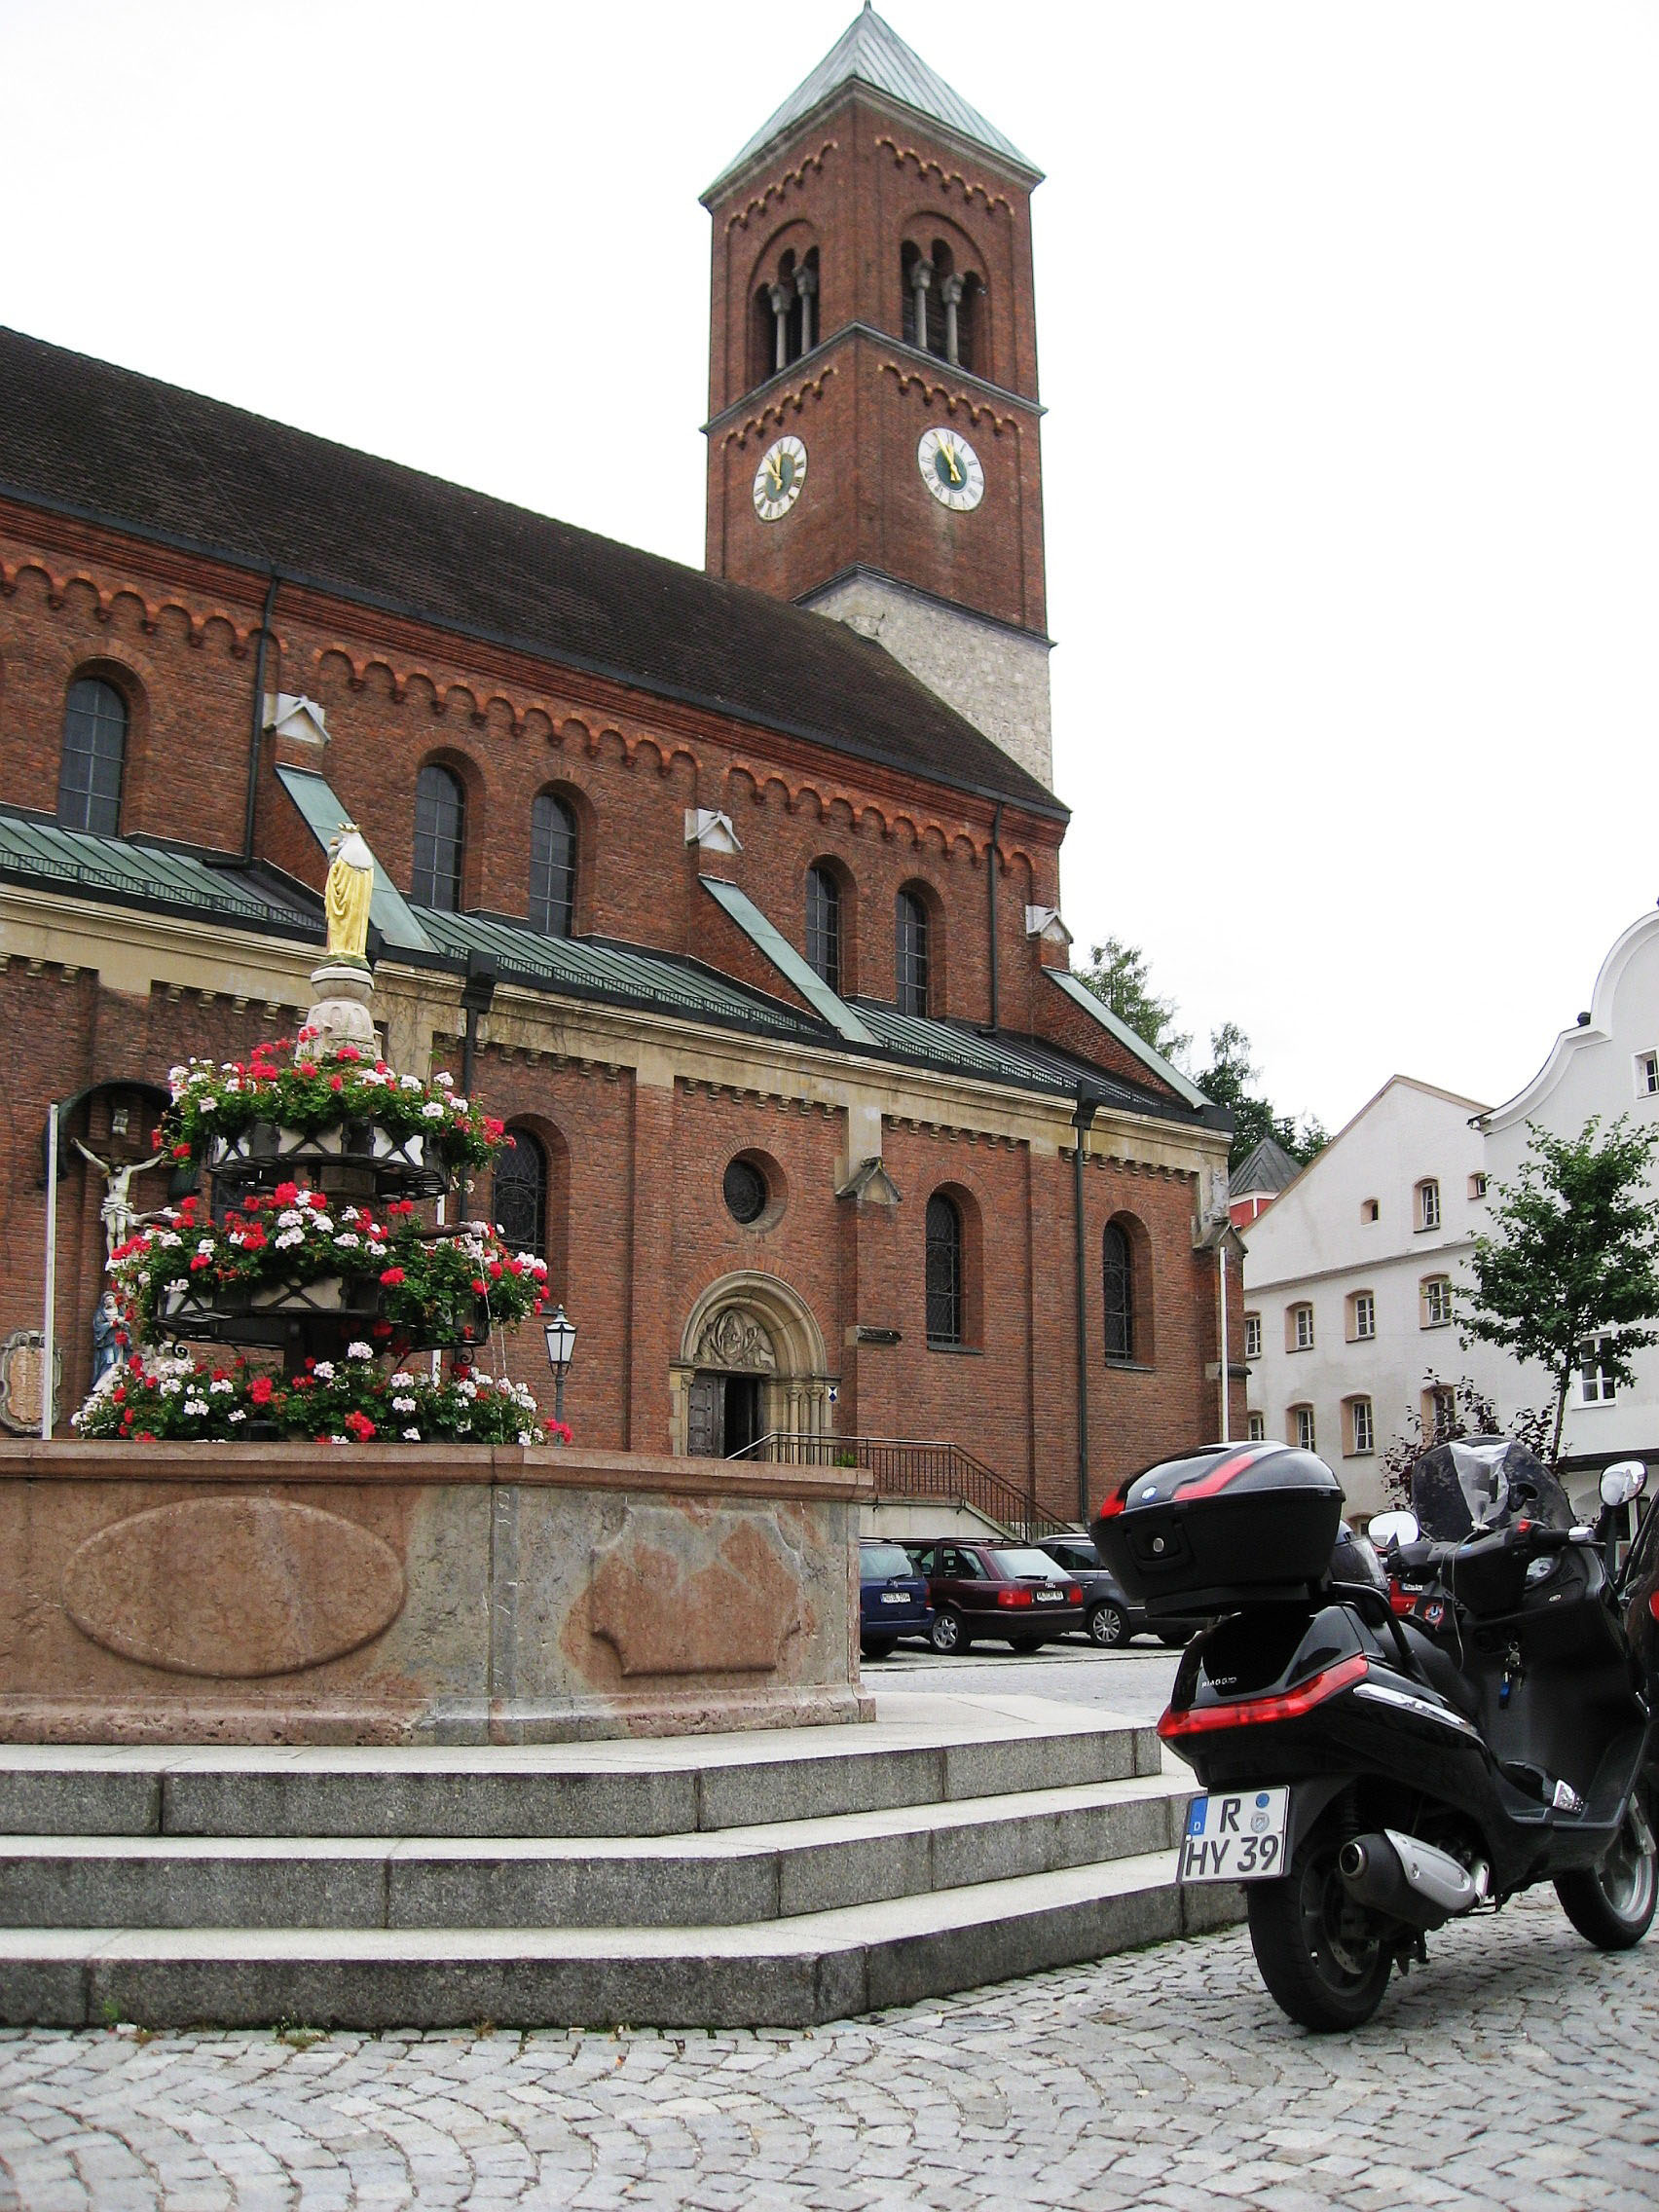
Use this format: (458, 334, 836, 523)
(794, 265, 817, 353)
(909, 259, 934, 354)
(940, 273, 964, 367)
(770, 281, 793, 374)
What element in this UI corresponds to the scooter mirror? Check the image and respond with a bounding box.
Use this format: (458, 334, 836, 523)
(1601, 1460, 1647, 1508)
(1368, 1509, 1419, 1551)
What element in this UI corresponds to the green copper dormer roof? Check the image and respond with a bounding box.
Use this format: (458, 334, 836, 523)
(705, 4, 1040, 200)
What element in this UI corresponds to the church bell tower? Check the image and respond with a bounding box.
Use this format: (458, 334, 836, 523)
(702, 4, 1052, 788)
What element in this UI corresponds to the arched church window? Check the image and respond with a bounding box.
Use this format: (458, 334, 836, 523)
(494, 1128, 548, 1259)
(530, 790, 577, 938)
(56, 676, 128, 835)
(1103, 1221, 1135, 1363)
(925, 1192, 964, 1346)
(902, 239, 980, 370)
(413, 763, 465, 910)
(805, 865, 841, 992)
(896, 888, 930, 1016)
(754, 247, 820, 388)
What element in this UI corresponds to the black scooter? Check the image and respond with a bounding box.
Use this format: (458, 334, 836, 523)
(1092, 1435, 1657, 2032)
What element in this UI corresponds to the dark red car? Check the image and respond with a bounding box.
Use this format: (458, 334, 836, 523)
(903, 1539, 1085, 1653)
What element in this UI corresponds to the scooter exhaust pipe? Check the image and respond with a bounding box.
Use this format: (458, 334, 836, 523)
(1338, 1829, 1484, 1929)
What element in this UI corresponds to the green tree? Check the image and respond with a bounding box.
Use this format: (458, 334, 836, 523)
(1076, 938, 1190, 1065)
(1460, 1115, 1659, 1463)
(1196, 1022, 1328, 1173)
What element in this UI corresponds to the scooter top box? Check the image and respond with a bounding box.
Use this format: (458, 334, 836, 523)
(1090, 1441, 1346, 1612)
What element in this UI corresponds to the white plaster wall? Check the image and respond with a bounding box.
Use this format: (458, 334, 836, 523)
(1242, 1079, 1508, 1519)
(801, 572, 1053, 789)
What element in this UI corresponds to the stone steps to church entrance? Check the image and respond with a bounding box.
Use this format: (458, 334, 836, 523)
(0, 1694, 1242, 2029)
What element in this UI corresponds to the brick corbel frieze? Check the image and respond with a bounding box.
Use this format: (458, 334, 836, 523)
(720, 140, 839, 232)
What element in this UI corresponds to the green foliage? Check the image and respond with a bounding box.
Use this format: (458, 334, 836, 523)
(1461, 1115, 1659, 1461)
(1194, 1022, 1328, 1173)
(1075, 938, 1191, 1065)
(1380, 1372, 1555, 1504)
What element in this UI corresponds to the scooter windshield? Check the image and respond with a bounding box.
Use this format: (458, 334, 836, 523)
(1410, 1435, 1572, 1540)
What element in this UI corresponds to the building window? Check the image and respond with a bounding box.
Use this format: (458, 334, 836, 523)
(56, 676, 129, 835)
(1247, 1411, 1267, 1442)
(926, 1192, 964, 1346)
(723, 1157, 769, 1227)
(753, 246, 819, 385)
(901, 239, 981, 371)
(1637, 1051, 1659, 1098)
(1103, 1222, 1134, 1362)
(805, 865, 841, 991)
(1469, 1172, 1489, 1200)
(493, 1128, 548, 1258)
(1423, 1384, 1458, 1439)
(1289, 1303, 1314, 1352)
(1578, 1335, 1617, 1406)
(1361, 1198, 1381, 1224)
(1242, 1311, 1262, 1361)
(529, 792, 577, 938)
(1346, 1397, 1375, 1456)
(1346, 1290, 1376, 1342)
(1420, 1275, 1454, 1329)
(1290, 1404, 1316, 1454)
(413, 764, 465, 910)
(1418, 1179, 1442, 1232)
(896, 889, 930, 1015)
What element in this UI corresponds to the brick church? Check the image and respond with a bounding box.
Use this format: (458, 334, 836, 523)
(0, 5, 1241, 1525)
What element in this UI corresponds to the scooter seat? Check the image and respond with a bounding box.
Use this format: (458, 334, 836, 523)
(1401, 1622, 1482, 1720)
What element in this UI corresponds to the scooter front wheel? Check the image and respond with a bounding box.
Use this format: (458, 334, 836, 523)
(1247, 1824, 1393, 2033)
(1555, 1790, 1657, 1950)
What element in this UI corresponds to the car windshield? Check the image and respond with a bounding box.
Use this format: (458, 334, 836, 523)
(861, 1543, 914, 1579)
(991, 1547, 1064, 1578)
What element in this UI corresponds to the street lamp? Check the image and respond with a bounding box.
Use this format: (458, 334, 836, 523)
(542, 1305, 576, 1440)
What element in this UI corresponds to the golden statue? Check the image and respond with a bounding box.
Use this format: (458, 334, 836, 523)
(324, 823, 376, 967)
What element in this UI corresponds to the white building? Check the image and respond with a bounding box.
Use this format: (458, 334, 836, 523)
(1479, 903, 1659, 1495)
(1241, 1077, 1507, 1520)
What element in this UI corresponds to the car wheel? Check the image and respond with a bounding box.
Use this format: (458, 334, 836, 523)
(930, 1607, 970, 1655)
(1008, 1635, 1048, 1654)
(1088, 1601, 1129, 1649)
(860, 1638, 897, 1661)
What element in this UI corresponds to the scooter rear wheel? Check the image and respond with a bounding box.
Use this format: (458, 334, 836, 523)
(1555, 1791, 1657, 1950)
(1247, 1824, 1393, 2033)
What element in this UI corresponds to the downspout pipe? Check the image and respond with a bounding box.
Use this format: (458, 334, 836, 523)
(240, 573, 281, 866)
(982, 801, 1003, 1035)
(1072, 1088, 1106, 1525)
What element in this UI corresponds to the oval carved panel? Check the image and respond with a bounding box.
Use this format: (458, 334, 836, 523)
(62, 1497, 406, 1679)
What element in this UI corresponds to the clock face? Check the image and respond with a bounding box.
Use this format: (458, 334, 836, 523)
(917, 425, 984, 512)
(753, 435, 807, 521)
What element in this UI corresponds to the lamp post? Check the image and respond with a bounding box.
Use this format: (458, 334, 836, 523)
(542, 1305, 576, 1440)
(1072, 1088, 1107, 1527)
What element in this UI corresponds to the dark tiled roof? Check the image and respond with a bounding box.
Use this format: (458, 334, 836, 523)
(708, 5, 1038, 197)
(1230, 1136, 1303, 1199)
(0, 326, 1061, 820)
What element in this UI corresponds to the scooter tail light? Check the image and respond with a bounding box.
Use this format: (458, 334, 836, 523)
(1157, 1651, 1371, 1742)
(1096, 1489, 1126, 1520)
(1648, 1590, 1659, 1624)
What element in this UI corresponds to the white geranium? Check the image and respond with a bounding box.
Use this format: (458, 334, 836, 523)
(229, 1409, 246, 1424)
(402, 1426, 422, 1441)
(347, 1341, 373, 1361)
(421, 1101, 445, 1121)
(313, 1361, 336, 1382)
(392, 1396, 417, 1414)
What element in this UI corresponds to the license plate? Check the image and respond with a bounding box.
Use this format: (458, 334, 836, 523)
(1179, 1788, 1288, 1882)
(1034, 1591, 1063, 1604)
(880, 1592, 908, 1604)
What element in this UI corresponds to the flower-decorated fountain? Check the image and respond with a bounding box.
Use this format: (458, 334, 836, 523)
(0, 823, 868, 1749)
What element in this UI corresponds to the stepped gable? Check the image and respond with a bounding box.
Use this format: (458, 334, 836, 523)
(0, 325, 1061, 818)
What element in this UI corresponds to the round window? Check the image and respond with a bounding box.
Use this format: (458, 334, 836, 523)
(723, 1157, 768, 1226)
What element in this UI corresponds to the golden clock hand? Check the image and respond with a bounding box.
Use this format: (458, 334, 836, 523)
(941, 439, 964, 486)
(768, 454, 786, 494)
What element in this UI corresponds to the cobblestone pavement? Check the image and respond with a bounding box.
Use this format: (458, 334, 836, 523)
(2, 1889, 1654, 2211)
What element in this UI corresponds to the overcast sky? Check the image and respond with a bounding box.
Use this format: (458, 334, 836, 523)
(4, 2, 1655, 1134)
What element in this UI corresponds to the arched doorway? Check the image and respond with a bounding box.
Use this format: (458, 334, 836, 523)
(673, 1272, 836, 1459)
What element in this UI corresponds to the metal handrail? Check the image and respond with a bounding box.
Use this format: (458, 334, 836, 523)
(725, 1430, 1070, 1539)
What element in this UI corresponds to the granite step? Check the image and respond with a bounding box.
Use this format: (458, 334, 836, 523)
(0, 1851, 1244, 2032)
(0, 1770, 1192, 1931)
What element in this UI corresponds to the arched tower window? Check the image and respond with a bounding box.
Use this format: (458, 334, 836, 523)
(902, 239, 980, 370)
(1103, 1221, 1135, 1362)
(494, 1127, 548, 1259)
(413, 763, 465, 910)
(805, 864, 841, 991)
(753, 245, 820, 387)
(925, 1192, 963, 1347)
(530, 791, 577, 938)
(895, 888, 931, 1015)
(56, 677, 128, 834)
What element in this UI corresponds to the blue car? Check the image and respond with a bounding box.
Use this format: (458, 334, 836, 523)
(859, 1538, 932, 1657)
